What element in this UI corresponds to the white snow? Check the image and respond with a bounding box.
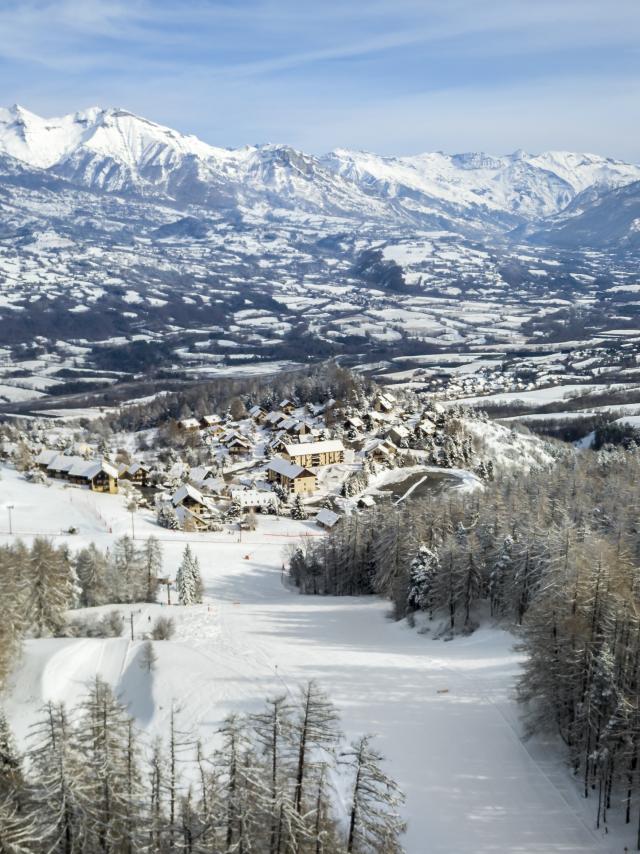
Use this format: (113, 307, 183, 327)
(0, 464, 620, 852)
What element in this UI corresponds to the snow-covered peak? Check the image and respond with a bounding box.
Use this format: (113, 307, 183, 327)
(0, 104, 234, 172)
(1, 104, 639, 226)
(0, 105, 119, 168)
(322, 147, 640, 220)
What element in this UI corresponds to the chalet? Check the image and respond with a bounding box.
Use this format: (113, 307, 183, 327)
(200, 414, 222, 429)
(266, 458, 317, 495)
(189, 465, 215, 484)
(357, 494, 376, 509)
(68, 460, 119, 494)
(178, 417, 201, 432)
(281, 417, 313, 437)
(264, 410, 287, 429)
(230, 489, 277, 510)
(416, 418, 436, 437)
(269, 433, 289, 454)
(248, 405, 267, 423)
(172, 483, 210, 516)
(174, 504, 210, 532)
(222, 433, 252, 455)
(363, 438, 397, 461)
(373, 393, 395, 413)
(315, 508, 340, 530)
(344, 415, 364, 432)
(47, 454, 79, 479)
(283, 440, 345, 468)
(279, 399, 296, 415)
(119, 461, 150, 486)
(387, 425, 410, 446)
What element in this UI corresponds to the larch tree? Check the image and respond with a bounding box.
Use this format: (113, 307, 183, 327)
(342, 735, 406, 854)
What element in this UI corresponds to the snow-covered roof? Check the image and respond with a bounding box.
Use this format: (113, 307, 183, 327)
(285, 440, 344, 457)
(316, 508, 340, 528)
(363, 438, 396, 456)
(127, 461, 148, 475)
(248, 405, 265, 416)
(172, 482, 207, 506)
(189, 465, 213, 482)
(225, 435, 251, 447)
(230, 489, 276, 507)
(47, 454, 82, 472)
(377, 394, 395, 409)
(35, 449, 58, 465)
(358, 494, 376, 507)
(389, 424, 410, 439)
(179, 418, 200, 429)
(68, 459, 118, 479)
(201, 413, 221, 425)
(267, 458, 312, 479)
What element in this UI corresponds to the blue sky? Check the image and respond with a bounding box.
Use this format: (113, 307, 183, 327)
(1, 0, 639, 159)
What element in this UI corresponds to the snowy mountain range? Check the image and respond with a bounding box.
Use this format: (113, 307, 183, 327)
(1, 104, 639, 239)
(1, 103, 639, 404)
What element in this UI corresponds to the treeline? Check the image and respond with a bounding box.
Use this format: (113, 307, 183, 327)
(100, 362, 373, 434)
(0, 679, 405, 854)
(0, 537, 162, 686)
(289, 447, 640, 833)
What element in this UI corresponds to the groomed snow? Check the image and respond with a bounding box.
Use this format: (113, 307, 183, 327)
(0, 465, 617, 852)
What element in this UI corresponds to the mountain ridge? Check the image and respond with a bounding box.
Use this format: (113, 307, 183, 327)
(1, 104, 639, 235)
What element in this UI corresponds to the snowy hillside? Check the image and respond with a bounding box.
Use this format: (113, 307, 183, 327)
(0, 465, 617, 853)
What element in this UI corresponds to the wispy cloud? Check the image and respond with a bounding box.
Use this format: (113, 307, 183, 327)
(0, 0, 637, 158)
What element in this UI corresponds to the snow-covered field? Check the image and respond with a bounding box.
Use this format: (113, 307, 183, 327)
(0, 466, 620, 852)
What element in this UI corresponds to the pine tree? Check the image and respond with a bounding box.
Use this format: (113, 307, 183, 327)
(143, 536, 163, 602)
(176, 545, 203, 606)
(27, 701, 87, 854)
(291, 495, 307, 521)
(407, 545, 439, 616)
(250, 695, 298, 854)
(75, 544, 110, 608)
(0, 709, 21, 802)
(73, 678, 145, 854)
(342, 735, 406, 854)
(292, 682, 340, 819)
(27, 539, 77, 637)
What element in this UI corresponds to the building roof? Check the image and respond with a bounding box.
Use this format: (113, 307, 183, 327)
(179, 418, 200, 429)
(172, 482, 207, 507)
(267, 458, 314, 480)
(226, 436, 251, 448)
(346, 415, 364, 428)
(47, 454, 82, 473)
(375, 393, 395, 411)
(68, 459, 119, 480)
(358, 494, 376, 507)
(189, 465, 213, 483)
(35, 449, 59, 466)
(389, 424, 410, 439)
(285, 440, 345, 458)
(231, 489, 277, 507)
(316, 508, 340, 528)
(201, 413, 221, 425)
(127, 461, 149, 475)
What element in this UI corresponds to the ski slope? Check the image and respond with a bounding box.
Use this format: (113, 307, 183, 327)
(0, 466, 616, 852)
